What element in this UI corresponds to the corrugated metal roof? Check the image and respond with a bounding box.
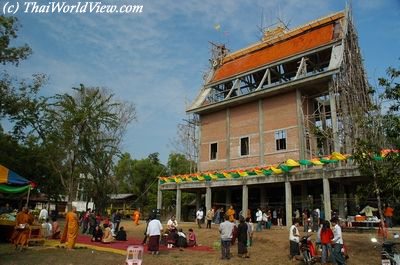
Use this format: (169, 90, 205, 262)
(108, 193, 135, 200)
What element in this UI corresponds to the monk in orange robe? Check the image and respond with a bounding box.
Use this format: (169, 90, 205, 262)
(226, 205, 236, 222)
(60, 206, 79, 250)
(133, 209, 140, 225)
(12, 207, 34, 250)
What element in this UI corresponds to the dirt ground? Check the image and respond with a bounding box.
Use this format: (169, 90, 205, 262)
(0, 219, 396, 265)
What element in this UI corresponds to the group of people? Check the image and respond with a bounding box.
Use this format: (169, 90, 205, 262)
(165, 215, 197, 249)
(219, 214, 254, 260)
(255, 207, 284, 231)
(289, 217, 346, 265)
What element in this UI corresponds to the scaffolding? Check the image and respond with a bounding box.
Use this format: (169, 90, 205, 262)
(302, 7, 370, 158)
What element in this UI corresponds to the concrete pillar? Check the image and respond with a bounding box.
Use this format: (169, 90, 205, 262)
(176, 187, 182, 222)
(323, 176, 332, 221)
(206, 186, 212, 213)
(157, 182, 162, 210)
(338, 183, 346, 219)
(260, 187, 266, 209)
(329, 84, 340, 152)
(301, 182, 308, 210)
(196, 191, 201, 211)
(258, 99, 265, 165)
(226, 108, 231, 169)
(285, 181, 293, 227)
(242, 184, 248, 218)
(296, 88, 306, 159)
(226, 189, 231, 207)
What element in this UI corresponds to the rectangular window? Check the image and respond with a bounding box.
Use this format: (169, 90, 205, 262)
(240, 137, 249, 156)
(275, 130, 287, 151)
(210, 143, 218, 160)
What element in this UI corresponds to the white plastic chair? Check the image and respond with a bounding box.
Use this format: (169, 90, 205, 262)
(126, 245, 144, 265)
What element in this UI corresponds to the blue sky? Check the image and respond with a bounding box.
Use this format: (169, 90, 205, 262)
(7, 0, 400, 163)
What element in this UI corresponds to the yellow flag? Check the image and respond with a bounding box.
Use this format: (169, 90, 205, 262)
(271, 166, 283, 174)
(286, 159, 300, 167)
(311, 158, 324, 165)
(331, 152, 346, 160)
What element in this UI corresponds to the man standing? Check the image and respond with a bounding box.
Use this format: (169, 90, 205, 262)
(255, 207, 262, 231)
(38, 207, 48, 222)
(219, 214, 234, 260)
(289, 220, 300, 261)
(60, 206, 79, 250)
(384, 203, 394, 228)
(331, 217, 346, 265)
(133, 209, 140, 226)
(196, 208, 204, 229)
(146, 213, 163, 255)
(206, 208, 214, 229)
(360, 204, 378, 228)
(114, 210, 122, 231)
(226, 205, 236, 222)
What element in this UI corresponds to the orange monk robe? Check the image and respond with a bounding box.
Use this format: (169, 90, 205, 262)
(133, 210, 140, 225)
(60, 210, 79, 249)
(12, 211, 34, 247)
(226, 208, 235, 222)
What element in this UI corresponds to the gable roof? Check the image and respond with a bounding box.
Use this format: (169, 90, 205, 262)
(210, 11, 344, 84)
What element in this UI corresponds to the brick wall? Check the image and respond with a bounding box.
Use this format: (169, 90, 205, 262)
(199, 90, 302, 171)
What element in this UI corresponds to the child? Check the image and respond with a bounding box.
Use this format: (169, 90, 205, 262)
(91, 225, 103, 242)
(51, 217, 61, 239)
(187, 228, 197, 247)
(176, 228, 187, 250)
(116, 226, 127, 241)
(41, 218, 52, 238)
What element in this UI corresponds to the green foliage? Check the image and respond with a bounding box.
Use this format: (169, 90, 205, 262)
(0, 16, 31, 65)
(353, 62, 400, 211)
(114, 152, 166, 215)
(42, 85, 135, 211)
(167, 153, 196, 175)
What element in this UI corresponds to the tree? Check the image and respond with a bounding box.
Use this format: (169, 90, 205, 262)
(0, 16, 31, 65)
(38, 85, 135, 211)
(114, 152, 166, 214)
(0, 16, 55, 200)
(77, 87, 136, 212)
(167, 153, 195, 175)
(353, 63, 400, 237)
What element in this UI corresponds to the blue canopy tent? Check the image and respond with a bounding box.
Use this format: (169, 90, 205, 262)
(0, 165, 32, 194)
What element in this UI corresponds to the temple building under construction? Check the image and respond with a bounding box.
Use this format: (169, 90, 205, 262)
(157, 9, 371, 226)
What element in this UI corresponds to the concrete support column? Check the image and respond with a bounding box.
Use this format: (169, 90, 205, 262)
(196, 191, 201, 211)
(226, 108, 231, 169)
(258, 99, 265, 165)
(285, 181, 293, 227)
(329, 85, 340, 152)
(226, 189, 231, 207)
(242, 184, 248, 218)
(157, 182, 162, 210)
(338, 184, 346, 219)
(260, 187, 266, 209)
(206, 186, 212, 213)
(323, 176, 332, 221)
(296, 88, 306, 159)
(301, 182, 308, 210)
(176, 187, 182, 222)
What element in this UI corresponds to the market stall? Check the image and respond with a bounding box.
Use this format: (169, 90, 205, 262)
(0, 165, 33, 242)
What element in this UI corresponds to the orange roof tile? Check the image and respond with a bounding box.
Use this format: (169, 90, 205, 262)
(211, 12, 344, 83)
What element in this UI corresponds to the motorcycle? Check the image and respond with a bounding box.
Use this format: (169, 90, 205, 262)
(371, 235, 400, 265)
(300, 234, 316, 265)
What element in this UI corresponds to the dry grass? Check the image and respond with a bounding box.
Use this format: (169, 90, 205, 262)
(0, 219, 393, 265)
